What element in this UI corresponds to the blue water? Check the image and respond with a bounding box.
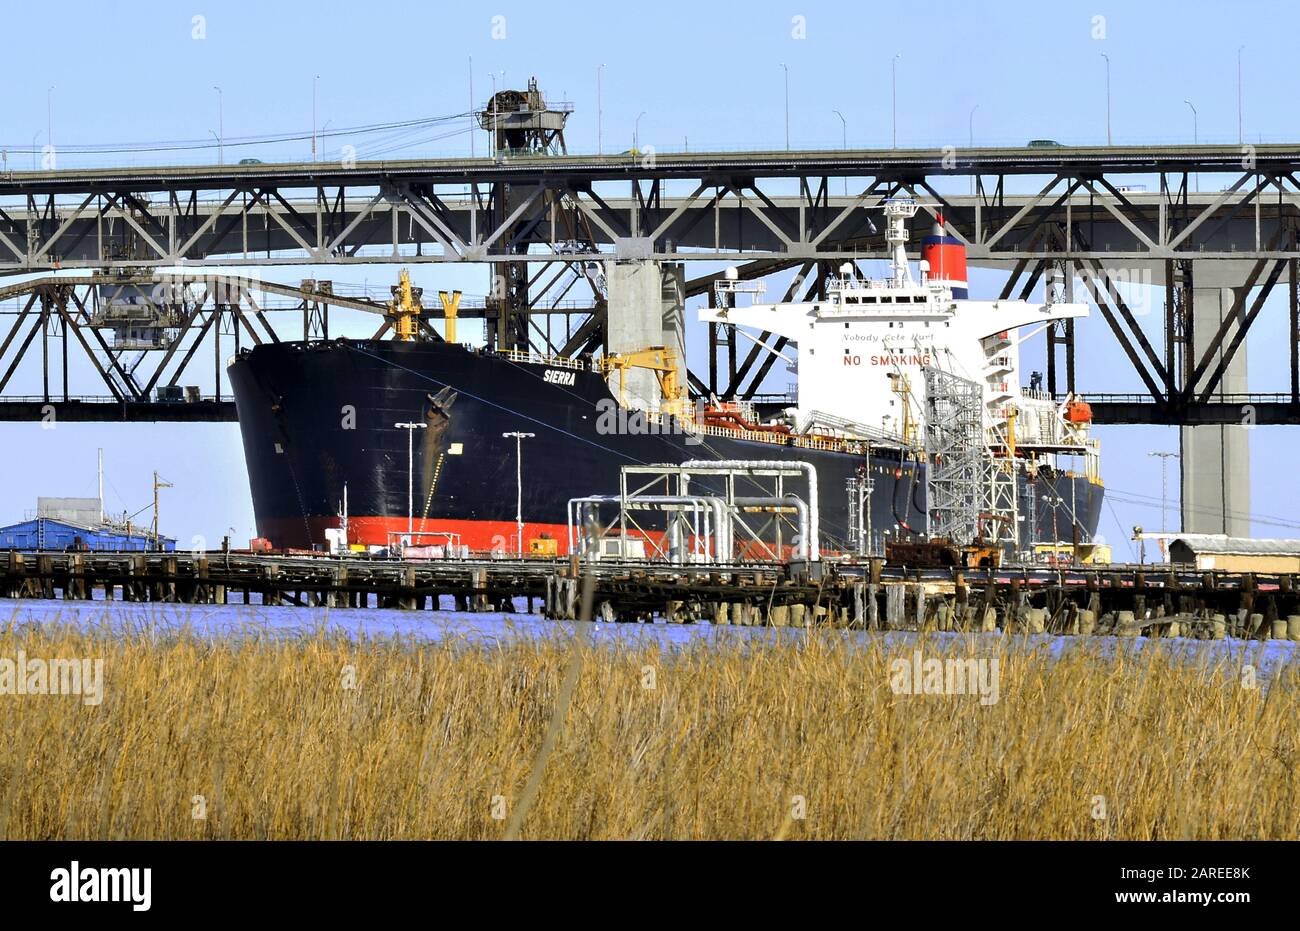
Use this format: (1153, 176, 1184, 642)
(1, 597, 1295, 684)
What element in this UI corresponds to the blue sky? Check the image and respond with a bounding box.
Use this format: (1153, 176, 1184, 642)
(1, 0, 1296, 550)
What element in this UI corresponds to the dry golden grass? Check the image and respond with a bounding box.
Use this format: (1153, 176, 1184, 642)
(0, 619, 1296, 840)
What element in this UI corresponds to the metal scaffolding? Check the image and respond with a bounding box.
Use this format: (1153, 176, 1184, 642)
(923, 366, 1018, 549)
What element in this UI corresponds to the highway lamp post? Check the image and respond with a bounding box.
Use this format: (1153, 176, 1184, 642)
(597, 63, 605, 155)
(1237, 45, 1245, 144)
(968, 103, 979, 194)
(489, 71, 506, 159)
(46, 86, 54, 163)
(312, 75, 320, 162)
(832, 109, 847, 194)
(634, 111, 646, 152)
(891, 55, 901, 147)
(1100, 53, 1111, 144)
(213, 85, 224, 165)
(780, 63, 789, 150)
(1184, 99, 1198, 191)
(394, 421, 428, 541)
(502, 431, 535, 556)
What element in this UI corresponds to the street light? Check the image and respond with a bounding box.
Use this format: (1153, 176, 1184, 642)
(1100, 53, 1111, 145)
(312, 75, 320, 162)
(832, 109, 847, 195)
(968, 103, 979, 194)
(891, 54, 901, 147)
(213, 85, 224, 165)
(1041, 493, 1063, 550)
(597, 63, 606, 155)
(779, 63, 789, 150)
(634, 110, 646, 151)
(394, 421, 428, 540)
(489, 71, 506, 158)
(1184, 99, 1198, 191)
(46, 85, 54, 160)
(502, 431, 535, 556)
(1237, 45, 1245, 144)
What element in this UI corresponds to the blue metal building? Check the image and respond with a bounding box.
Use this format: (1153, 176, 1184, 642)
(0, 517, 175, 552)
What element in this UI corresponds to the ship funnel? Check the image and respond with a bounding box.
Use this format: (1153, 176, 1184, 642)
(920, 212, 968, 298)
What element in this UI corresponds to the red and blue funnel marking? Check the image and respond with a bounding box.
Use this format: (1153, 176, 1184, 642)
(921, 213, 968, 298)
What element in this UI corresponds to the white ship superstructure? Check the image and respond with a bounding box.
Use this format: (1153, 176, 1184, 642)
(702, 198, 1100, 470)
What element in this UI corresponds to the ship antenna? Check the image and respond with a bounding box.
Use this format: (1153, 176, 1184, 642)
(882, 197, 919, 287)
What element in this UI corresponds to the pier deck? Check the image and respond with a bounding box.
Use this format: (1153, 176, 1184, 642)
(4, 550, 1300, 640)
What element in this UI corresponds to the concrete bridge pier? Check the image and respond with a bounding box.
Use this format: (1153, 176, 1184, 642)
(1180, 283, 1251, 535)
(606, 260, 686, 409)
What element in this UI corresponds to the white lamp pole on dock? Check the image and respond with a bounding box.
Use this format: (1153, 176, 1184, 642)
(394, 421, 427, 540)
(502, 431, 535, 555)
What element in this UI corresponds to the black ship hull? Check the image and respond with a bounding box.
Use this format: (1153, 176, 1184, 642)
(228, 339, 1103, 556)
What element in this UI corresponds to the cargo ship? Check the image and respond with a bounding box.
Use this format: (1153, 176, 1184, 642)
(228, 198, 1104, 557)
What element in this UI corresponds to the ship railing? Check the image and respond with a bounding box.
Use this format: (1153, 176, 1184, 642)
(694, 397, 760, 423)
(494, 348, 591, 371)
(681, 418, 868, 454)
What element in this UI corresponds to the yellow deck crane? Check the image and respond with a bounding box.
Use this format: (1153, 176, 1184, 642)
(438, 289, 462, 343)
(598, 346, 688, 417)
(387, 269, 423, 341)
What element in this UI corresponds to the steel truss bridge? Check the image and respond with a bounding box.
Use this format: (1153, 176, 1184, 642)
(1, 144, 1300, 423)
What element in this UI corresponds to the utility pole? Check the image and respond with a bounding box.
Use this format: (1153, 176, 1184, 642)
(502, 431, 535, 555)
(1149, 451, 1179, 532)
(1184, 99, 1198, 192)
(152, 471, 173, 550)
(394, 421, 428, 541)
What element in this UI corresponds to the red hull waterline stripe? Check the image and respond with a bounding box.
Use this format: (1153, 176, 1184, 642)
(261, 516, 577, 553)
(260, 515, 820, 561)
